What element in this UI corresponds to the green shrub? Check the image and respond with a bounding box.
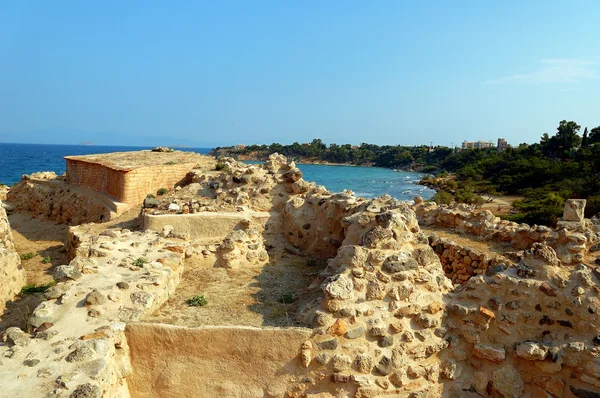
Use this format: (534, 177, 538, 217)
(187, 295, 208, 306)
(20, 252, 38, 261)
(278, 293, 295, 304)
(431, 190, 454, 205)
(164, 161, 177, 165)
(133, 258, 147, 267)
(41, 256, 51, 264)
(156, 188, 169, 196)
(215, 163, 226, 171)
(21, 281, 56, 295)
(146, 193, 156, 199)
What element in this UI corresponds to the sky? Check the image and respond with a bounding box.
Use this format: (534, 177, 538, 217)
(1, 1, 599, 148)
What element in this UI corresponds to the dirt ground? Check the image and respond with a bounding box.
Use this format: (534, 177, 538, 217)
(147, 252, 321, 328)
(479, 195, 523, 216)
(7, 213, 69, 286)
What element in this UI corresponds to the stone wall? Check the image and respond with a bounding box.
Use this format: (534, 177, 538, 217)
(0, 204, 25, 314)
(66, 159, 198, 204)
(429, 234, 514, 284)
(415, 201, 599, 264)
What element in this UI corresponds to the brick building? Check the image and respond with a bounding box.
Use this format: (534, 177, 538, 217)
(65, 150, 203, 204)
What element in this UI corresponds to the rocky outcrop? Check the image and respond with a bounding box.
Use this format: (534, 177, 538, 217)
(0, 204, 25, 313)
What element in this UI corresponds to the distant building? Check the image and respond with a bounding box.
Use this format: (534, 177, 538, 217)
(497, 138, 509, 152)
(462, 140, 494, 150)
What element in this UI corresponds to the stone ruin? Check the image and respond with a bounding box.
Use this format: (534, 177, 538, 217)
(0, 153, 599, 397)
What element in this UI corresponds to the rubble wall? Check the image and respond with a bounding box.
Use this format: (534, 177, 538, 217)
(125, 323, 312, 398)
(0, 204, 25, 313)
(429, 235, 514, 284)
(6, 174, 115, 225)
(415, 201, 599, 264)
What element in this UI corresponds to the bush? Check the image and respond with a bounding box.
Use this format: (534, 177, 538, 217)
(41, 256, 51, 264)
(146, 193, 156, 199)
(215, 163, 226, 171)
(187, 295, 208, 306)
(164, 161, 177, 165)
(20, 252, 38, 261)
(133, 258, 147, 267)
(156, 188, 168, 196)
(278, 293, 295, 304)
(432, 190, 454, 205)
(21, 281, 56, 295)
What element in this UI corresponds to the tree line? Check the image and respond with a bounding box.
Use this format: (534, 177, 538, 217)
(212, 120, 600, 225)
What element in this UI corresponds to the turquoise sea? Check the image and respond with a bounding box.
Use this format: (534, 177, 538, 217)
(0, 143, 434, 202)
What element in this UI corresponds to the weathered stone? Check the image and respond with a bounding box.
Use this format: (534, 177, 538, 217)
(130, 291, 154, 308)
(354, 354, 373, 373)
(332, 354, 352, 372)
(85, 289, 107, 306)
(515, 341, 547, 361)
(322, 274, 354, 300)
(69, 383, 101, 398)
(4, 327, 31, 347)
(317, 338, 338, 350)
(531, 376, 564, 397)
(375, 356, 393, 376)
(472, 343, 505, 362)
(563, 199, 586, 222)
(378, 335, 394, 347)
(65, 346, 96, 363)
(490, 365, 524, 398)
(329, 319, 348, 336)
(345, 326, 365, 339)
(53, 265, 82, 281)
(539, 282, 557, 297)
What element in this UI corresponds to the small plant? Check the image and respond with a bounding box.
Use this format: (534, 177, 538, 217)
(20, 252, 38, 261)
(215, 163, 226, 171)
(278, 293, 295, 304)
(133, 257, 147, 267)
(187, 295, 208, 307)
(146, 193, 156, 199)
(165, 161, 177, 165)
(157, 187, 169, 196)
(41, 256, 51, 264)
(21, 281, 56, 295)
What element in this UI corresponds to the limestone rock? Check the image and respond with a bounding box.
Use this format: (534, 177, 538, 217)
(563, 199, 586, 222)
(515, 341, 547, 361)
(490, 365, 524, 397)
(322, 274, 353, 300)
(472, 343, 505, 362)
(54, 264, 82, 281)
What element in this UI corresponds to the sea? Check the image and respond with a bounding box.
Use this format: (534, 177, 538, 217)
(0, 143, 434, 202)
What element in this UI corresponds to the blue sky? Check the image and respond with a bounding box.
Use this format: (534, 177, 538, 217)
(1, 1, 599, 148)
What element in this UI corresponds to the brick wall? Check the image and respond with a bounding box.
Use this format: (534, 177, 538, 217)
(121, 163, 197, 203)
(66, 159, 196, 204)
